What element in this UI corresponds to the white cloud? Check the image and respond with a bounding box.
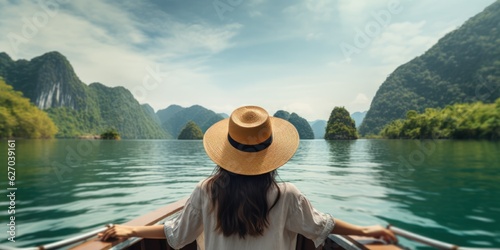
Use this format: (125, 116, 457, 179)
(369, 21, 439, 65)
(304, 0, 336, 20)
(306, 32, 323, 41)
(68, 1, 148, 45)
(283, 0, 336, 21)
(248, 10, 263, 18)
(351, 93, 370, 105)
(154, 22, 242, 57)
(337, 0, 390, 26)
(0, 6, 159, 87)
(281, 103, 315, 117)
(0, 0, 243, 113)
(247, 0, 265, 6)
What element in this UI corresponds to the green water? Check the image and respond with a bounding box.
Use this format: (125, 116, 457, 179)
(0, 139, 499, 249)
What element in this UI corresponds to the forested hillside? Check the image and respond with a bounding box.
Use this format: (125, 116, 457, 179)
(0, 51, 169, 138)
(360, 1, 500, 135)
(273, 110, 314, 139)
(157, 105, 224, 138)
(142, 104, 162, 125)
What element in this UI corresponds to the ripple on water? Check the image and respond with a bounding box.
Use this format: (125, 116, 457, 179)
(0, 139, 498, 249)
(466, 215, 495, 223)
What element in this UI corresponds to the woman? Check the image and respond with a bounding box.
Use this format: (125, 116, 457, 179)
(100, 105, 396, 249)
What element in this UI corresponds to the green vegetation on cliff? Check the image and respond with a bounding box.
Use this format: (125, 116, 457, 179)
(325, 107, 358, 140)
(0, 51, 169, 139)
(360, 2, 500, 135)
(288, 113, 314, 139)
(381, 99, 500, 139)
(0, 78, 58, 138)
(273, 110, 314, 139)
(89, 82, 170, 139)
(0, 51, 89, 110)
(178, 121, 204, 140)
(142, 104, 162, 125)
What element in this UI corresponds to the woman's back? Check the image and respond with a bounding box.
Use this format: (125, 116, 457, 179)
(164, 180, 334, 250)
(100, 106, 396, 248)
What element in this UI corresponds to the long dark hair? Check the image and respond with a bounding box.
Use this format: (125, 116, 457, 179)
(206, 166, 281, 238)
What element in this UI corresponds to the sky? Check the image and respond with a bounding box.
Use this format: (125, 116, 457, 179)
(0, 0, 496, 121)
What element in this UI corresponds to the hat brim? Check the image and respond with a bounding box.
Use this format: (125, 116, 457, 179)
(203, 117, 299, 175)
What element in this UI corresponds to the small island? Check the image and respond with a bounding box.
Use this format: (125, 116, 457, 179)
(324, 107, 358, 140)
(101, 129, 121, 140)
(178, 121, 203, 140)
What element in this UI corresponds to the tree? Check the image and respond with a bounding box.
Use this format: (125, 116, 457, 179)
(380, 119, 404, 139)
(101, 128, 120, 140)
(324, 107, 358, 140)
(379, 99, 500, 139)
(0, 78, 58, 138)
(178, 121, 203, 140)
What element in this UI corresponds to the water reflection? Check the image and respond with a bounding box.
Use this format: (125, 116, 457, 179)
(325, 140, 354, 167)
(366, 140, 500, 248)
(0, 140, 216, 247)
(0, 139, 498, 248)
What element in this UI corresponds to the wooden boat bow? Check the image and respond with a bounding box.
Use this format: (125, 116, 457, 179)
(0, 198, 498, 250)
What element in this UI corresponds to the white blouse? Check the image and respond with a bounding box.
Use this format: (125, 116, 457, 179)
(164, 180, 335, 250)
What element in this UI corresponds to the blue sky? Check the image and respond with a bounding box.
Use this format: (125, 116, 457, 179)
(0, 0, 496, 120)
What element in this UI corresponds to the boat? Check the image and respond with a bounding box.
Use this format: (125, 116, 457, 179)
(0, 198, 498, 250)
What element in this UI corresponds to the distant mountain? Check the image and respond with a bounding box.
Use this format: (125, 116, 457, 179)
(309, 120, 327, 139)
(359, 2, 500, 135)
(274, 110, 291, 120)
(158, 105, 224, 138)
(157, 104, 184, 124)
(351, 111, 367, 128)
(218, 113, 229, 118)
(273, 110, 314, 139)
(142, 104, 161, 125)
(0, 51, 170, 139)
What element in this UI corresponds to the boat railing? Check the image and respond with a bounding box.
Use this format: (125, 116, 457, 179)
(0, 198, 499, 250)
(387, 225, 500, 250)
(0, 227, 109, 250)
(0, 198, 188, 250)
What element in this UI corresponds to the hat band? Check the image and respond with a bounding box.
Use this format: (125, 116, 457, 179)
(227, 134, 273, 153)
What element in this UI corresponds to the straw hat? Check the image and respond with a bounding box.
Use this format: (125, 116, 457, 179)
(203, 106, 300, 175)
